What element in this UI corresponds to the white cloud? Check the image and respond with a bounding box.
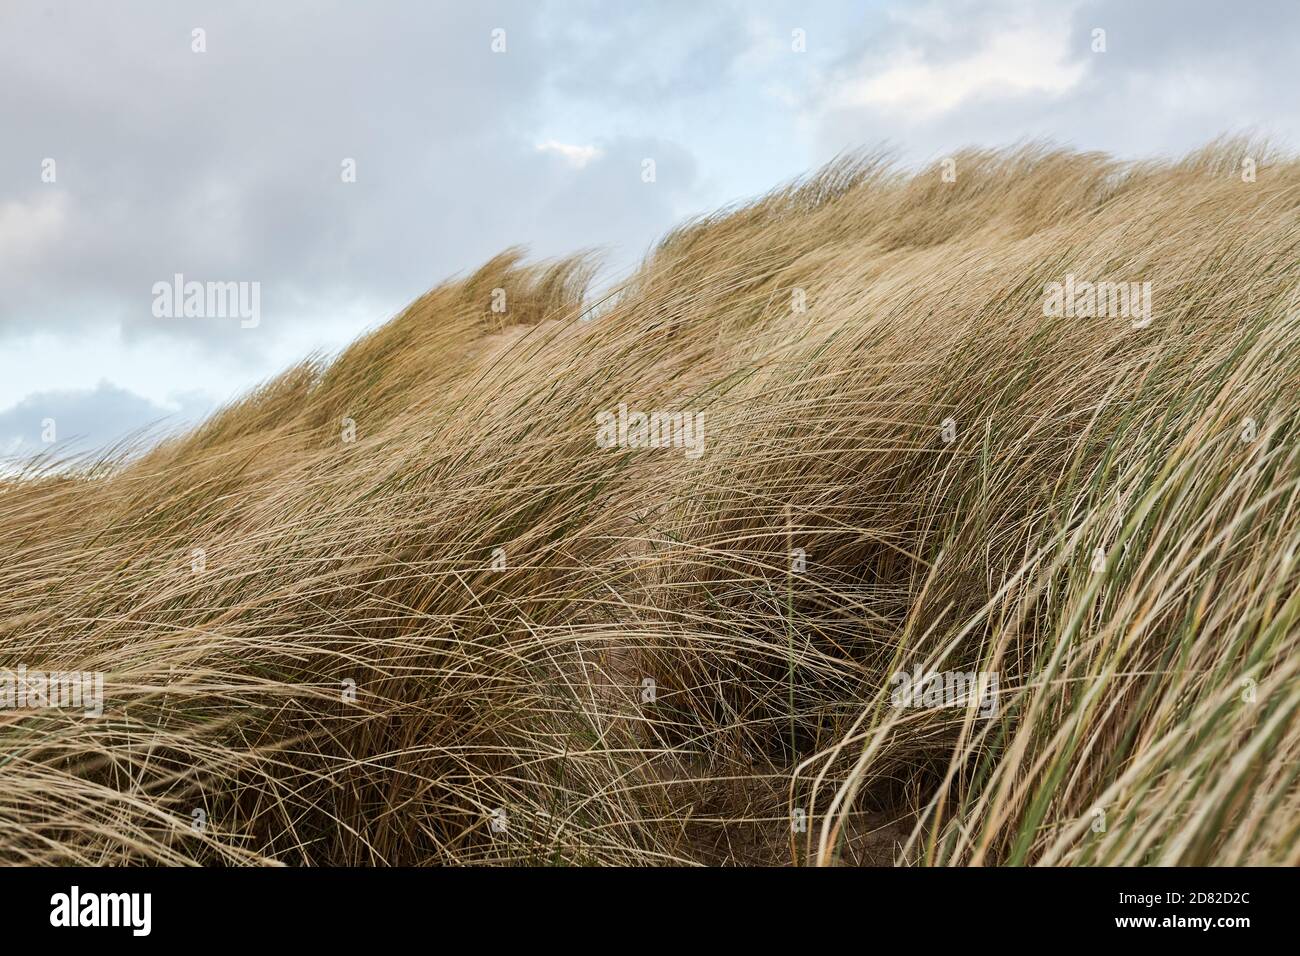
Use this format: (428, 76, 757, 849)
(536, 139, 603, 168)
(828, 4, 1088, 118)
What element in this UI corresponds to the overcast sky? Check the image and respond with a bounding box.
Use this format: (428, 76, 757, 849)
(3, 0, 1298, 460)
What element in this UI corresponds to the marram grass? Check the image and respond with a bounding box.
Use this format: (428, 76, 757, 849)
(2, 140, 1299, 865)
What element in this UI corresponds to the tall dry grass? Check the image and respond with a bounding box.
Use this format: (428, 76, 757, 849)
(2, 139, 1299, 865)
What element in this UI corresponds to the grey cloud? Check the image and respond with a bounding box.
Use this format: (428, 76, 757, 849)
(1072, 0, 1300, 68)
(0, 382, 211, 462)
(1, 0, 691, 356)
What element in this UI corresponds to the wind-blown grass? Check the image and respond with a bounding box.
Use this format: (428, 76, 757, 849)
(2, 139, 1298, 865)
